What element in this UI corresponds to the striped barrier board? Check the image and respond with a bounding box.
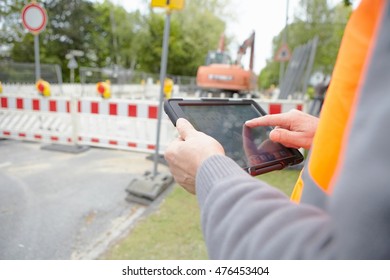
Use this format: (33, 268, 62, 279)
(75, 98, 174, 153)
(0, 95, 176, 154)
(0, 94, 308, 154)
(0, 95, 74, 144)
(254, 99, 306, 114)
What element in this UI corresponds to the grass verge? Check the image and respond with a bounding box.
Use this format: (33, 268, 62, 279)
(102, 169, 300, 260)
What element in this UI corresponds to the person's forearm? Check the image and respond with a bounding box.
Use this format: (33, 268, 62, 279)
(196, 155, 332, 259)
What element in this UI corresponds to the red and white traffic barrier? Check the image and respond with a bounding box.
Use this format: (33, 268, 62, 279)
(75, 98, 174, 153)
(0, 95, 75, 144)
(0, 94, 307, 154)
(254, 99, 306, 114)
(0, 95, 175, 154)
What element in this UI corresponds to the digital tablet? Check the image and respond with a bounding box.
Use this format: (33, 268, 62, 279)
(164, 98, 304, 176)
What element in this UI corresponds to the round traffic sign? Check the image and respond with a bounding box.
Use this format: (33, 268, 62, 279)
(21, 3, 48, 34)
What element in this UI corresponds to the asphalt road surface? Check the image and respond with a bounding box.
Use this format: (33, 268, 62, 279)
(0, 139, 169, 260)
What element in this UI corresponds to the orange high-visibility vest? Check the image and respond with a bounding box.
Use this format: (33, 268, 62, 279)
(291, 0, 386, 204)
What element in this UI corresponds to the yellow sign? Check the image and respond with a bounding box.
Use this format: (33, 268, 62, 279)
(151, 0, 184, 10)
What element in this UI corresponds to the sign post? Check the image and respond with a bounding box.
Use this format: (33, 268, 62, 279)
(66, 50, 83, 83)
(151, 0, 185, 178)
(277, 0, 290, 86)
(21, 1, 48, 82)
(126, 0, 185, 205)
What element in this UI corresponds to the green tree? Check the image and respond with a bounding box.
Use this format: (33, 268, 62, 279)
(2, 0, 106, 81)
(173, 0, 230, 75)
(1, 0, 232, 81)
(0, 0, 26, 57)
(259, 0, 352, 90)
(136, 0, 229, 76)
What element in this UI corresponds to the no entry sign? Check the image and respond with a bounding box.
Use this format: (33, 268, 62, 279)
(21, 2, 48, 34)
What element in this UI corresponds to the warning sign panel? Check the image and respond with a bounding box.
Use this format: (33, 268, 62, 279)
(275, 44, 291, 62)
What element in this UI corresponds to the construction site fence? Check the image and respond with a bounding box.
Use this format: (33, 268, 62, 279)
(0, 83, 183, 99)
(0, 61, 63, 84)
(0, 94, 309, 154)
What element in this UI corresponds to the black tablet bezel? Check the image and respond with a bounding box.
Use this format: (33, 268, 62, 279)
(164, 98, 304, 176)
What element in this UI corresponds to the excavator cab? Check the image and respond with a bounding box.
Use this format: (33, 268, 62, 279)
(205, 51, 232, 65)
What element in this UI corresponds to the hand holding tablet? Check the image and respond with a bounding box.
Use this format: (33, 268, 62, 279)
(164, 98, 304, 176)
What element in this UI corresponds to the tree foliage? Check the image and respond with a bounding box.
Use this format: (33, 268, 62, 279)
(0, 0, 227, 82)
(1, 0, 351, 85)
(259, 0, 352, 89)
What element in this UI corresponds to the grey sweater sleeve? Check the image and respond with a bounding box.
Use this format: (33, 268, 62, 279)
(196, 155, 333, 259)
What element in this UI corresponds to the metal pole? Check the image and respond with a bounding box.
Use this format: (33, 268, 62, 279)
(284, 0, 289, 41)
(279, 0, 290, 86)
(34, 34, 41, 81)
(153, 10, 171, 177)
(70, 68, 75, 83)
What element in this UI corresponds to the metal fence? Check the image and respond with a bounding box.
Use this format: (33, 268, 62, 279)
(0, 60, 63, 84)
(278, 37, 319, 100)
(79, 66, 197, 95)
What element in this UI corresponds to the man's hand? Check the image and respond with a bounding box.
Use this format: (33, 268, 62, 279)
(164, 118, 225, 194)
(245, 109, 319, 150)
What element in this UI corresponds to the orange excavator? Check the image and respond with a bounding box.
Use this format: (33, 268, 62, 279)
(196, 31, 257, 96)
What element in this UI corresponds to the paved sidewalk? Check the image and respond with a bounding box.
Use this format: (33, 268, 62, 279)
(0, 139, 170, 260)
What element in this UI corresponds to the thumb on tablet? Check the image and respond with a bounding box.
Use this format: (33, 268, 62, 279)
(176, 118, 196, 139)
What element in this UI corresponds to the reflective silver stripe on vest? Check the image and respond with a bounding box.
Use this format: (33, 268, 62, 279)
(300, 152, 328, 210)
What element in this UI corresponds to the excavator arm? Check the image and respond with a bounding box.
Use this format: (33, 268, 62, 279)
(235, 31, 255, 70)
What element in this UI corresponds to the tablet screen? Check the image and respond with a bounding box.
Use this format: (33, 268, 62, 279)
(180, 104, 295, 169)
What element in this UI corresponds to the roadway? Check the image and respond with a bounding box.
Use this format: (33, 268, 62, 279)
(0, 139, 170, 260)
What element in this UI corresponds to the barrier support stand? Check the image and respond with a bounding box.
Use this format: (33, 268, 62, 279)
(126, 9, 173, 204)
(125, 171, 173, 205)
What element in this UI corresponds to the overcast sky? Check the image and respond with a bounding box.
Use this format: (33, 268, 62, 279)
(96, 0, 360, 73)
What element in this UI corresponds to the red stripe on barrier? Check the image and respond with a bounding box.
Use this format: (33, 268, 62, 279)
(3, 131, 11, 136)
(147, 144, 156, 150)
(148, 106, 158, 119)
(128, 142, 137, 148)
(78, 101, 81, 113)
(128, 105, 137, 117)
(66, 101, 71, 113)
(109, 103, 117, 115)
(269, 104, 282, 114)
(32, 99, 40, 111)
(18, 133, 26, 137)
(50, 100, 57, 112)
(16, 98, 24, 110)
(1, 97, 8, 108)
(91, 138, 99, 143)
(91, 102, 99, 114)
(109, 140, 118, 145)
(51, 136, 59, 141)
(296, 104, 303, 111)
(67, 138, 72, 143)
(34, 134, 42, 139)
(78, 136, 82, 141)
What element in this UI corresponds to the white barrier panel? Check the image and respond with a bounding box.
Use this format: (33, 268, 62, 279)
(0, 94, 308, 154)
(253, 98, 308, 114)
(0, 95, 176, 154)
(0, 95, 74, 144)
(76, 98, 175, 153)
(1, 83, 179, 99)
